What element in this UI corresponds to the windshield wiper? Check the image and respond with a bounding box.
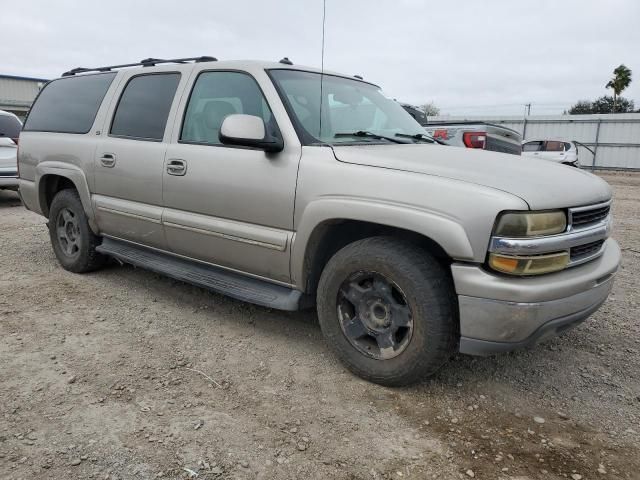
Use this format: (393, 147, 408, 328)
(394, 132, 447, 145)
(334, 131, 410, 144)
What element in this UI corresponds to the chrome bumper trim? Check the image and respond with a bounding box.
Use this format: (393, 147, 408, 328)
(490, 219, 610, 255)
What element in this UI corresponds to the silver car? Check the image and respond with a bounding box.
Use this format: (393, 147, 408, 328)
(17, 57, 620, 385)
(0, 110, 21, 190)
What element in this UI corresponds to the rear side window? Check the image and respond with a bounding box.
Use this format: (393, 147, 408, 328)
(110, 73, 180, 141)
(23, 73, 116, 134)
(544, 141, 564, 152)
(0, 114, 22, 141)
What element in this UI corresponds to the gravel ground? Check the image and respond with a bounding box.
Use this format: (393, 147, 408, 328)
(0, 172, 638, 480)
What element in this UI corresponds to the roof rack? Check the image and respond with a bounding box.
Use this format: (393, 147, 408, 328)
(61, 56, 218, 77)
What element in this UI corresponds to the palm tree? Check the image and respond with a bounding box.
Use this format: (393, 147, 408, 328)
(606, 64, 632, 113)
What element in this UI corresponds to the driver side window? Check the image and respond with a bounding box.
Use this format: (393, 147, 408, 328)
(181, 71, 273, 145)
(523, 141, 543, 152)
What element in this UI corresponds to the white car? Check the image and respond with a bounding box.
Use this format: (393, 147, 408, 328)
(521, 139, 579, 167)
(0, 110, 22, 190)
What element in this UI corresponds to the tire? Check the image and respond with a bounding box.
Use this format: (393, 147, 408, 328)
(316, 236, 457, 386)
(48, 189, 105, 273)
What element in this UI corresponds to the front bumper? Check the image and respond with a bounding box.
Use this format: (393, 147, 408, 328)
(452, 238, 620, 356)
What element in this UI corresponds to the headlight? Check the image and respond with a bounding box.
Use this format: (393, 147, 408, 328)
(494, 211, 567, 237)
(488, 252, 569, 275)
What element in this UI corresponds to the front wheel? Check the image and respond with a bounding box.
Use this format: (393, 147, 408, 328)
(316, 237, 457, 386)
(48, 189, 105, 273)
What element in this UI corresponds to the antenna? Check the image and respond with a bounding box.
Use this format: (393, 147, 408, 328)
(318, 0, 327, 139)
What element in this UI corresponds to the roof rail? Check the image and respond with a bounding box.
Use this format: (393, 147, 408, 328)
(61, 56, 218, 77)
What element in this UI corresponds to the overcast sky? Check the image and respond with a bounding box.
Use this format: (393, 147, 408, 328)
(2, 0, 638, 115)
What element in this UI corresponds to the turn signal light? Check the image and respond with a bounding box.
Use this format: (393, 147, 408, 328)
(488, 252, 570, 275)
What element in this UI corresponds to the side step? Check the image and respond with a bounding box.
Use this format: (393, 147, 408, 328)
(96, 238, 304, 311)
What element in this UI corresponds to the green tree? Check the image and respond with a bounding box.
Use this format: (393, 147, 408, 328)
(568, 96, 635, 114)
(605, 64, 632, 112)
(591, 96, 634, 114)
(568, 100, 593, 114)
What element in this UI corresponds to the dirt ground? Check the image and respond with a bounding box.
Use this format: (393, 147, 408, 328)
(1, 171, 639, 480)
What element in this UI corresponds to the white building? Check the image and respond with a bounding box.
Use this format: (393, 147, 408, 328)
(0, 74, 48, 121)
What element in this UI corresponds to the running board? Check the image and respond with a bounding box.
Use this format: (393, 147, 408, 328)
(96, 238, 304, 311)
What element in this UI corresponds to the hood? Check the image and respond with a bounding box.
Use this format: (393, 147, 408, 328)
(332, 144, 611, 210)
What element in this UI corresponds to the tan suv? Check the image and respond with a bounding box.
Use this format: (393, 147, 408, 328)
(18, 57, 620, 385)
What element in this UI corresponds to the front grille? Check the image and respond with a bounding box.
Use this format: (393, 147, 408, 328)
(571, 205, 610, 228)
(570, 240, 604, 261)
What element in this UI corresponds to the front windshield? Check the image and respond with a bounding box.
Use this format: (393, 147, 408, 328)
(269, 69, 426, 145)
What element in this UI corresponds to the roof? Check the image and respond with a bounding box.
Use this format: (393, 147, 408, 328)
(0, 73, 49, 82)
(55, 57, 377, 86)
(522, 138, 576, 143)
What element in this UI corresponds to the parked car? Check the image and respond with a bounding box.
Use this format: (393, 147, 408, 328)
(18, 57, 619, 386)
(401, 105, 522, 156)
(0, 109, 22, 190)
(522, 139, 579, 166)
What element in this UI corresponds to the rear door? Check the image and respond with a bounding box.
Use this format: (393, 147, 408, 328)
(92, 69, 187, 249)
(539, 140, 566, 162)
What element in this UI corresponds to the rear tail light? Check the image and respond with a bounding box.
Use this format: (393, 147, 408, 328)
(463, 131, 487, 149)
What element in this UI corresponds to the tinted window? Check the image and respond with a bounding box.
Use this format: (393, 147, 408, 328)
(522, 141, 543, 152)
(544, 141, 564, 152)
(110, 73, 180, 140)
(23, 73, 116, 134)
(181, 71, 274, 145)
(0, 114, 22, 140)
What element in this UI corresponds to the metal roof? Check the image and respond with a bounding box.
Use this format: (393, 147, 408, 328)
(0, 73, 49, 82)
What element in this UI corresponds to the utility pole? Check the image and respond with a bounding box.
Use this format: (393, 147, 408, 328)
(524, 103, 532, 116)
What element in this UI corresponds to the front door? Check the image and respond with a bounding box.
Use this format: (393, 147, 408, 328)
(93, 71, 183, 249)
(162, 69, 300, 284)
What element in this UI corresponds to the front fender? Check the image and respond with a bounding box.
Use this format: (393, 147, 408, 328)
(35, 162, 98, 231)
(290, 196, 474, 288)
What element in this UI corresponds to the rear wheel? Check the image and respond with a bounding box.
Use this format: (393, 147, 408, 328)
(48, 189, 105, 273)
(316, 236, 457, 386)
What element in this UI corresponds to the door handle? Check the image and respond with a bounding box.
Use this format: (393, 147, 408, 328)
(100, 153, 116, 168)
(167, 159, 187, 176)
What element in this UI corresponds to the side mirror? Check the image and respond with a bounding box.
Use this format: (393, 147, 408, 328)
(219, 114, 284, 153)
